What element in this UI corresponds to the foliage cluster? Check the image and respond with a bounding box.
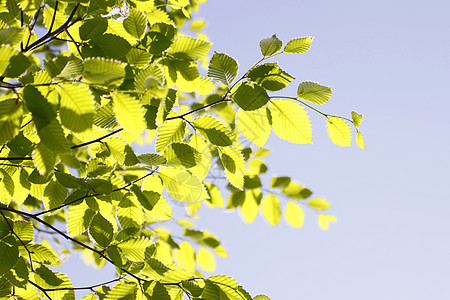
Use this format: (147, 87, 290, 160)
(0, 0, 364, 299)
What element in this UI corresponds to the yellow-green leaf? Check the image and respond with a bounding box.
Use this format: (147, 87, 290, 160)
(113, 93, 145, 135)
(307, 198, 330, 210)
(175, 242, 195, 271)
(356, 132, 365, 149)
(192, 115, 234, 146)
(284, 37, 313, 54)
(158, 167, 208, 203)
(261, 194, 281, 225)
(167, 36, 211, 61)
(326, 116, 351, 147)
(240, 190, 260, 224)
(297, 81, 331, 105)
(156, 118, 186, 153)
(197, 247, 215, 272)
(236, 107, 271, 148)
(59, 84, 94, 132)
(285, 201, 304, 228)
(219, 146, 245, 190)
(352, 111, 363, 128)
(269, 99, 312, 144)
(188, 134, 212, 181)
(318, 214, 337, 231)
(190, 20, 206, 31)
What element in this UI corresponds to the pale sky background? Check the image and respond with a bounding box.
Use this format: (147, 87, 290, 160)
(61, 1, 450, 299)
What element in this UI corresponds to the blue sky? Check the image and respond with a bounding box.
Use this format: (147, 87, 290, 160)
(61, 1, 450, 299)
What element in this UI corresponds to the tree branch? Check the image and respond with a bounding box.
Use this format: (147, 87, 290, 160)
(71, 128, 124, 149)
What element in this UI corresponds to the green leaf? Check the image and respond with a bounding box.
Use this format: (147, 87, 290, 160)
(37, 119, 71, 154)
(158, 167, 208, 203)
(82, 57, 126, 88)
(219, 146, 245, 190)
(188, 134, 211, 181)
(113, 93, 145, 135)
(0, 169, 14, 205)
(281, 181, 312, 200)
(34, 266, 75, 300)
(197, 247, 215, 272)
(231, 82, 270, 111)
(259, 34, 283, 56)
(145, 197, 173, 221)
(144, 281, 170, 300)
(297, 81, 332, 105)
(106, 281, 137, 300)
(284, 37, 313, 54)
(0, 26, 26, 46)
(138, 154, 167, 167)
(207, 275, 252, 300)
(236, 107, 271, 148)
(327, 116, 351, 146)
(118, 238, 154, 262)
(91, 34, 132, 59)
(123, 8, 147, 40)
(352, 111, 363, 128)
(89, 213, 114, 248)
(43, 180, 68, 210)
(21, 243, 59, 265)
(318, 214, 337, 230)
(68, 201, 96, 237)
(247, 63, 294, 91)
(356, 132, 365, 149)
(261, 194, 281, 225)
(13, 220, 33, 244)
(3, 51, 30, 78)
(0, 45, 18, 75)
(285, 202, 304, 228)
(0, 236, 18, 276)
(207, 52, 239, 86)
(175, 241, 195, 271)
(59, 84, 95, 133)
(141, 31, 172, 55)
(117, 193, 144, 230)
(254, 295, 271, 300)
(268, 99, 312, 144)
(163, 142, 202, 168)
(55, 172, 86, 189)
(192, 115, 235, 146)
(79, 17, 108, 40)
(190, 20, 206, 31)
(135, 63, 165, 92)
(204, 183, 224, 208)
(308, 198, 331, 210)
(240, 190, 260, 224)
(4, 256, 28, 288)
(160, 268, 194, 284)
(0, 99, 22, 144)
(87, 179, 112, 195)
(167, 36, 211, 61)
(155, 119, 186, 153)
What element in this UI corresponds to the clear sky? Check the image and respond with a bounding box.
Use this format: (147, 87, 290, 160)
(61, 1, 450, 299)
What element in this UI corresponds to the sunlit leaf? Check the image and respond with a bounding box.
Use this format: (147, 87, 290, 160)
(197, 247, 215, 272)
(167, 36, 212, 61)
(59, 84, 94, 132)
(159, 167, 208, 202)
(261, 194, 281, 225)
(248, 63, 294, 91)
(123, 8, 147, 40)
(192, 115, 234, 146)
(284, 37, 313, 54)
(352, 111, 363, 128)
(156, 119, 186, 153)
(231, 82, 270, 111)
(236, 107, 271, 148)
(260, 34, 283, 56)
(356, 131, 366, 149)
(297, 81, 331, 105)
(327, 116, 351, 147)
(207, 52, 238, 86)
(285, 202, 304, 228)
(307, 198, 330, 210)
(113, 93, 146, 135)
(318, 214, 337, 231)
(89, 213, 114, 248)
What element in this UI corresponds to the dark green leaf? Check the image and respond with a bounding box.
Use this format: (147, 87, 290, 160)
(231, 82, 270, 111)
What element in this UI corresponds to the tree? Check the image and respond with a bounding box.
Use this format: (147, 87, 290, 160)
(0, 0, 365, 299)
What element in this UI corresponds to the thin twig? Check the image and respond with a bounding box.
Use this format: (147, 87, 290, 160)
(71, 128, 124, 149)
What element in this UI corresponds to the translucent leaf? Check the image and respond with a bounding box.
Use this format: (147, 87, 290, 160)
(147, 8, 174, 25)
(297, 81, 332, 105)
(158, 167, 208, 203)
(281, 181, 312, 200)
(307, 198, 330, 210)
(254, 295, 271, 300)
(89, 213, 114, 248)
(105, 281, 137, 300)
(207, 275, 252, 300)
(327, 117, 351, 147)
(207, 52, 238, 86)
(197, 247, 215, 272)
(0, 26, 26, 46)
(142, 31, 172, 55)
(43, 180, 68, 210)
(138, 154, 167, 167)
(144, 281, 170, 300)
(192, 115, 234, 146)
(79, 18, 108, 40)
(113, 93, 145, 135)
(318, 214, 337, 231)
(123, 8, 147, 40)
(5, 256, 28, 288)
(67, 201, 96, 237)
(117, 193, 144, 230)
(356, 132, 365, 149)
(284, 37, 313, 54)
(219, 146, 245, 189)
(0, 99, 23, 144)
(285, 202, 304, 228)
(167, 35, 211, 61)
(261, 194, 281, 225)
(21, 243, 59, 265)
(268, 99, 312, 144)
(3, 51, 30, 77)
(247, 63, 294, 91)
(34, 266, 75, 300)
(0, 236, 18, 276)
(82, 58, 126, 88)
(156, 119, 186, 153)
(240, 190, 260, 224)
(188, 134, 212, 181)
(135, 63, 165, 91)
(260, 34, 283, 56)
(352, 111, 363, 128)
(37, 119, 70, 154)
(0, 45, 17, 75)
(59, 84, 94, 132)
(126, 48, 152, 66)
(175, 242, 195, 271)
(190, 20, 206, 31)
(236, 107, 271, 148)
(91, 34, 132, 59)
(163, 142, 202, 168)
(204, 183, 224, 208)
(231, 82, 270, 111)
(160, 268, 194, 284)
(0, 169, 14, 205)
(145, 196, 173, 221)
(118, 238, 154, 262)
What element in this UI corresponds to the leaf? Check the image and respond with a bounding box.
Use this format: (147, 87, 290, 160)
(145, 196, 173, 221)
(67, 201, 96, 237)
(207, 52, 238, 86)
(43, 180, 68, 210)
(204, 183, 224, 208)
(175, 242, 195, 271)
(207, 275, 252, 300)
(105, 281, 137, 300)
(158, 167, 208, 203)
(0, 236, 18, 276)
(0, 99, 23, 145)
(261, 194, 281, 225)
(219, 146, 245, 189)
(167, 35, 211, 61)
(135, 63, 165, 92)
(268, 99, 312, 144)
(34, 266, 75, 300)
(144, 281, 170, 300)
(190, 20, 206, 31)
(247, 63, 294, 91)
(327, 117, 351, 147)
(307, 198, 330, 210)
(240, 190, 260, 224)
(297, 81, 332, 105)
(192, 115, 234, 146)
(231, 82, 270, 111)
(281, 181, 312, 200)
(123, 8, 147, 40)
(0, 26, 26, 46)
(188, 134, 212, 181)
(236, 107, 271, 148)
(0, 169, 14, 205)
(197, 247, 215, 272)
(138, 154, 167, 167)
(79, 17, 108, 40)
(352, 111, 363, 128)
(254, 295, 271, 300)
(59, 84, 95, 132)
(163, 142, 202, 168)
(318, 214, 337, 231)
(89, 213, 114, 248)
(356, 132, 365, 149)
(117, 193, 144, 230)
(82, 57, 126, 88)
(118, 238, 154, 262)
(284, 37, 313, 54)
(156, 119, 186, 153)
(285, 202, 304, 228)
(113, 93, 145, 135)
(0, 45, 18, 75)
(91, 34, 132, 59)
(259, 34, 283, 56)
